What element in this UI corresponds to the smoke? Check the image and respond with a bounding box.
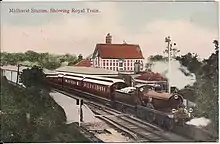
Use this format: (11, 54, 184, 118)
(186, 117, 211, 128)
(148, 59, 196, 90)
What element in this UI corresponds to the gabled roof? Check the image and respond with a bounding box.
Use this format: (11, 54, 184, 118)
(93, 44, 144, 59)
(74, 59, 92, 67)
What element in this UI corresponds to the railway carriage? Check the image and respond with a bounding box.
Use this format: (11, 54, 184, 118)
(46, 72, 193, 130)
(63, 74, 84, 90)
(46, 73, 62, 88)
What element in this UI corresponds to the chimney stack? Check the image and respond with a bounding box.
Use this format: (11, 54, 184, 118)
(106, 33, 112, 44)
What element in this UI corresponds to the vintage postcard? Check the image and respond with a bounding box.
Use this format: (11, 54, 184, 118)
(1, 0, 219, 143)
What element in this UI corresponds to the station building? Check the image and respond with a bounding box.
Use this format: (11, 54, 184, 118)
(90, 33, 145, 72)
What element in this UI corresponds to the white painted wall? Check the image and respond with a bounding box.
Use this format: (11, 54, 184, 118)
(92, 57, 144, 71)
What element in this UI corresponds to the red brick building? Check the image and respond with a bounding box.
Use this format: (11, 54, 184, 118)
(91, 33, 145, 72)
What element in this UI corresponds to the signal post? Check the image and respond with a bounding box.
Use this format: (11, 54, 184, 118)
(76, 99, 84, 127)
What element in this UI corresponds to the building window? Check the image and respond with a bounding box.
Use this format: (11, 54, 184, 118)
(103, 60, 105, 66)
(119, 62, 123, 67)
(113, 67, 115, 71)
(113, 62, 115, 66)
(110, 67, 112, 70)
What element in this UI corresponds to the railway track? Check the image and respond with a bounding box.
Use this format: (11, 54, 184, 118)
(89, 104, 169, 142)
(53, 88, 193, 142)
(87, 102, 193, 142)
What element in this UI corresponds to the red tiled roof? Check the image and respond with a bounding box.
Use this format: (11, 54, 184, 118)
(136, 71, 167, 81)
(74, 60, 92, 67)
(95, 44, 144, 59)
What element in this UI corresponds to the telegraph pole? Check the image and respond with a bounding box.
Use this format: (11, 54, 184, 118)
(165, 36, 171, 94)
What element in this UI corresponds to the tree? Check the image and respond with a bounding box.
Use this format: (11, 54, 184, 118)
(78, 54, 83, 61)
(213, 40, 219, 51)
(67, 54, 83, 66)
(176, 53, 202, 75)
(19, 66, 46, 89)
(148, 55, 166, 62)
(24, 51, 40, 62)
(195, 40, 219, 134)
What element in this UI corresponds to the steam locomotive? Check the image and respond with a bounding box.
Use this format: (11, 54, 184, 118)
(46, 72, 193, 130)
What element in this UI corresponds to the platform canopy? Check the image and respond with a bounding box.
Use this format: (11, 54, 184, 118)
(56, 66, 119, 77)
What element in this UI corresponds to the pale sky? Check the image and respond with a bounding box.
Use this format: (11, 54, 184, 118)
(1, 0, 219, 59)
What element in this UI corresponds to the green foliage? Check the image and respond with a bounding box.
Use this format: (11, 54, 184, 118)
(176, 53, 202, 75)
(1, 74, 89, 142)
(176, 40, 219, 134)
(148, 54, 166, 62)
(0, 51, 82, 70)
(195, 42, 218, 133)
(19, 66, 46, 89)
(67, 54, 83, 66)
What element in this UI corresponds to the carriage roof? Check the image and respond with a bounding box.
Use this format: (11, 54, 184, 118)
(57, 72, 125, 86)
(56, 66, 118, 75)
(57, 71, 124, 83)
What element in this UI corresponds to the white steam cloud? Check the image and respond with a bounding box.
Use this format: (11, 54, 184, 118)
(186, 117, 211, 128)
(149, 59, 196, 90)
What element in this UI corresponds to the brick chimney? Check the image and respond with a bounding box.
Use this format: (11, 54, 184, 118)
(106, 33, 112, 44)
